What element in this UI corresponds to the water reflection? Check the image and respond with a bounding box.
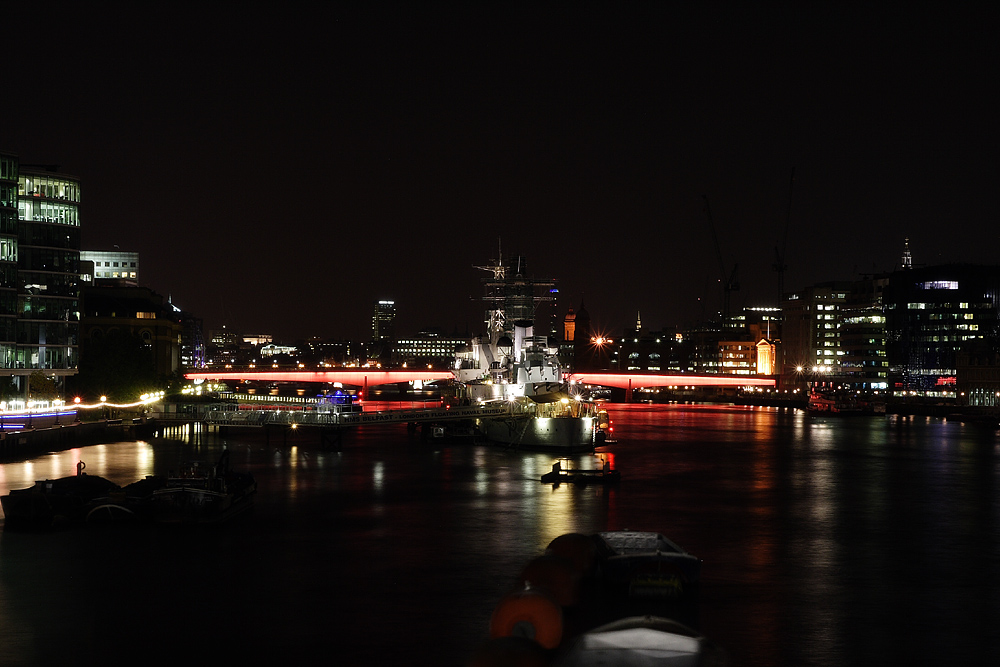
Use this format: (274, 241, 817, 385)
(0, 407, 997, 665)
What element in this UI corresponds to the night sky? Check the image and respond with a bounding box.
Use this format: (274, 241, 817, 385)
(5, 4, 994, 341)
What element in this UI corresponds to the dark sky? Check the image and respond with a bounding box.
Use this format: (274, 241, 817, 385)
(4, 4, 995, 341)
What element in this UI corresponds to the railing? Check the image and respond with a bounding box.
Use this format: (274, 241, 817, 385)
(153, 402, 529, 428)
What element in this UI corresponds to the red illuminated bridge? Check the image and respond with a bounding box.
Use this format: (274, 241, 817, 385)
(185, 370, 775, 390)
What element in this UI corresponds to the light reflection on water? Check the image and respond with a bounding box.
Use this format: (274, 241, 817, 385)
(0, 406, 998, 665)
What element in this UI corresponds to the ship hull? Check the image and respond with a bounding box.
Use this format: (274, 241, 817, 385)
(480, 415, 596, 451)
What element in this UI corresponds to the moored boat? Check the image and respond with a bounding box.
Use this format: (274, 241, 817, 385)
(1, 461, 120, 530)
(147, 449, 256, 525)
(808, 389, 886, 415)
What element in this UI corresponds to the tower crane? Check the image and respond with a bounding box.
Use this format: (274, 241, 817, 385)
(772, 168, 794, 304)
(702, 195, 739, 327)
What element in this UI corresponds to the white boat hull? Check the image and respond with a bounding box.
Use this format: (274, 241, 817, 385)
(481, 416, 596, 451)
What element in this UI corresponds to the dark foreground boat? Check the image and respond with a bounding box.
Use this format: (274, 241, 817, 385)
(478, 530, 717, 665)
(1, 462, 120, 530)
(147, 449, 256, 525)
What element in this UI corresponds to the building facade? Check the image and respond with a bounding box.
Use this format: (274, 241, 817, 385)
(370, 300, 396, 364)
(395, 330, 467, 368)
(80, 285, 182, 379)
(0, 153, 18, 373)
(780, 282, 851, 384)
(618, 313, 672, 372)
(883, 264, 1000, 394)
(0, 156, 83, 395)
(80, 249, 139, 283)
(839, 276, 890, 390)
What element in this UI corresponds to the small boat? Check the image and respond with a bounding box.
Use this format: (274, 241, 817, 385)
(808, 389, 886, 415)
(540, 458, 620, 485)
(147, 449, 256, 525)
(1, 461, 120, 530)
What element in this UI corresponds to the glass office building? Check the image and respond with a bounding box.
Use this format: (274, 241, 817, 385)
(0, 153, 18, 370)
(1, 159, 82, 388)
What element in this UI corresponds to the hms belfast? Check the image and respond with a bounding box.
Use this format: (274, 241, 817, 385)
(449, 253, 604, 451)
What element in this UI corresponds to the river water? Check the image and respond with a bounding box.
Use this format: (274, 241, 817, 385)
(1, 403, 998, 666)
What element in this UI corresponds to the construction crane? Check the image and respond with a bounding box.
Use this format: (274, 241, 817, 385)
(702, 195, 739, 327)
(772, 168, 795, 304)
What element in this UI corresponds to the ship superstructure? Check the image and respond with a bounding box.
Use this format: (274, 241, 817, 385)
(450, 253, 601, 450)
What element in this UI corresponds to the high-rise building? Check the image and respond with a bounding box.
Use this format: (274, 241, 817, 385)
(0, 153, 18, 371)
(839, 275, 890, 390)
(370, 300, 396, 365)
(372, 300, 396, 343)
(780, 282, 851, 379)
(17, 165, 81, 378)
(0, 155, 81, 395)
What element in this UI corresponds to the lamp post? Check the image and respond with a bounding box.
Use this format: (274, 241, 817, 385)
(100, 395, 108, 421)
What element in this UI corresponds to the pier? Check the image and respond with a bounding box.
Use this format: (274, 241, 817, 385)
(153, 401, 529, 448)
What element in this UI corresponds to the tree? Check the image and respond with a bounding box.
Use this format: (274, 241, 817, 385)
(71, 330, 161, 402)
(28, 371, 59, 402)
(0, 377, 19, 401)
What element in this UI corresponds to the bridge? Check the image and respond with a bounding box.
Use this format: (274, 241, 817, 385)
(184, 369, 454, 388)
(184, 369, 776, 391)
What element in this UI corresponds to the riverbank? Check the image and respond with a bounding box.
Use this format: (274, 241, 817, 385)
(0, 419, 157, 461)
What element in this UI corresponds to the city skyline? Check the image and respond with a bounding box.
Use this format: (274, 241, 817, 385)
(3, 5, 994, 341)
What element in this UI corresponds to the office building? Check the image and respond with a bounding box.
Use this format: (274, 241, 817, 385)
(395, 329, 467, 367)
(619, 313, 670, 372)
(372, 300, 396, 343)
(371, 300, 396, 365)
(0, 152, 17, 372)
(0, 156, 83, 395)
(80, 249, 139, 283)
(80, 285, 181, 379)
(882, 264, 1000, 394)
(780, 282, 851, 381)
(839, 276, 890, 390)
